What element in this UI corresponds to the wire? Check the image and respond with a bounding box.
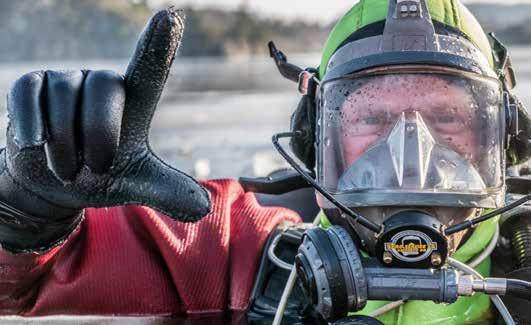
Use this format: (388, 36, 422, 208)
(368, 300, 405, 318)
(506, 279, 531, 300)
(445, 195, 531, 235)
(272, 215, 322, 325)
(268, 233, 294, 271)
(468, 223, 500, 268)
(272, 132, 382, 233)
(448, 258, 515, 325)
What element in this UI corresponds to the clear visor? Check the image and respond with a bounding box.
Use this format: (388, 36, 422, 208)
(317, 66, 505, 208)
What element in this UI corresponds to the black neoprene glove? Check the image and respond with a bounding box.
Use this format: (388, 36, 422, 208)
(0, 8, 211, 252)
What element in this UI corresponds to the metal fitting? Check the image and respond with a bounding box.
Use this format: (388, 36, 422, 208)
(298, 71, 314, 95)
(396, 0, 421, 17)
(431, 252, 442, 266)
(473, 278, 507, 295)
(383, 252, 393, 264)
(457, 274, 474, 296)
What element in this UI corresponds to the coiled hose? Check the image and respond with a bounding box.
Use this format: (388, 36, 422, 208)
(511, 224, 531, 269)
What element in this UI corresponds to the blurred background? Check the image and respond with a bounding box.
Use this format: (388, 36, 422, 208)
(0, 0, 529, 179)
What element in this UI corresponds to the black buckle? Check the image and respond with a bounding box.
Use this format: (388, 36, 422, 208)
(505, 92, 519, 149)
(269, 41, 303, 83)
(298, 70, 319, 96)
(489, 33, 517, 90)
(269, 41, 319, 96)
(239, 169, 312, 195)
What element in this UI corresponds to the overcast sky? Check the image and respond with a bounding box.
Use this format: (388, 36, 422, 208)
(152, 0, 531, 23)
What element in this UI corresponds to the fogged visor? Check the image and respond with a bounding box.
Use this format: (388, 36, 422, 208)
(317, 67, 505, 208)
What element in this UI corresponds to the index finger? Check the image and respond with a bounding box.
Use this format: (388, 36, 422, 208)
(121, 8, 185, 148)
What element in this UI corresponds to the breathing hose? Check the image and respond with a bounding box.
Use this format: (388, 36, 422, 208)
(510, 222, 531, 269)
(506, 279, 531, 300)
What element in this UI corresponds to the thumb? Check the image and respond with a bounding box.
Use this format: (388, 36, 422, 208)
(110, 9, 210, 222)
(121, 8, 185, 149)
(107, 152, 211, 222)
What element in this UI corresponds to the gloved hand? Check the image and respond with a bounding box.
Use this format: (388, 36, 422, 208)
(0, 8, 211, 252)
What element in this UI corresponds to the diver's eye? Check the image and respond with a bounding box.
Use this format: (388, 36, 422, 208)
(437, 116, 455, 123)
(433, 114, 463, 134)
(365, 116, 381, 125)
(343, 114, 388, 136)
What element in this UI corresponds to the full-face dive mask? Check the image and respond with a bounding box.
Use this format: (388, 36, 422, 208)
(317, 66, 505, 261)
(265, 0, 531, 323)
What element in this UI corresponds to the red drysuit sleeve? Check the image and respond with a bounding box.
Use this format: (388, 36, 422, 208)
(0, 179, 301, 317)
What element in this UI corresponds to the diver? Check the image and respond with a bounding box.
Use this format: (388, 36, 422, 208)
(0, 0, 529, 324)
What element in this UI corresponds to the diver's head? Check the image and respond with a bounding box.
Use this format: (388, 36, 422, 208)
(296, 0, 515, 258)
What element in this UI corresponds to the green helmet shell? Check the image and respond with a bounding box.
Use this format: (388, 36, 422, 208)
(319, 0, 494, 78)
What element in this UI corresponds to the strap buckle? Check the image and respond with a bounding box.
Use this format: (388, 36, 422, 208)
(298, 71, 313, 95)
(489, 32, 517, 90)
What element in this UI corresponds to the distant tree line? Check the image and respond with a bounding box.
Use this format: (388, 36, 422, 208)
(0, 0, 528, 62)
(180, 6, 326, 57)
(0, 0, 326, 61)
(0, 0, 149, 61)
(495, 24, 531, 45)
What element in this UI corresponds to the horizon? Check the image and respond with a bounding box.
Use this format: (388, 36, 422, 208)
(152, 0, 531, 23)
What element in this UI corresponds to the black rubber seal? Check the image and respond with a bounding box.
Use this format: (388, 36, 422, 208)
(335, 20, 471, 59)
(305, 227, 349, 321)
(295, 253, 318, 305)
(323, 51, 491, 83)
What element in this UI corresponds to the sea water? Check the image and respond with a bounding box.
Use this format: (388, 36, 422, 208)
(0, 47, 528, 179)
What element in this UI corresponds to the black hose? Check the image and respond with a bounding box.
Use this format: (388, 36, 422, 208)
(512, 225, 531, 269)
(506, 279, 531, 300)
(272, 132, 382, 233)
(445, 195, 531, 235)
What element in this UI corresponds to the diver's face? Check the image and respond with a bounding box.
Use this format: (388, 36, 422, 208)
(340, 75, 478, 166)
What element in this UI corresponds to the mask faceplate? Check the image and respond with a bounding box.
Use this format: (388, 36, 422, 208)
(317, 66, 505, 209)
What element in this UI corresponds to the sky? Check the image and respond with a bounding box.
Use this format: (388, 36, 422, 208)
(152, 0, 531, 23)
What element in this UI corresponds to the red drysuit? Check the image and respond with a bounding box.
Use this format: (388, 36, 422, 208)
(0, 179, 301, 317)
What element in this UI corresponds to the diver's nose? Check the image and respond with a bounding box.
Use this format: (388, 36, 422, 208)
(387, 111, 435, 188)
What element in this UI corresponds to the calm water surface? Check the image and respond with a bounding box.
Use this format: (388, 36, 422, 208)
(0, 47, 529, 179)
